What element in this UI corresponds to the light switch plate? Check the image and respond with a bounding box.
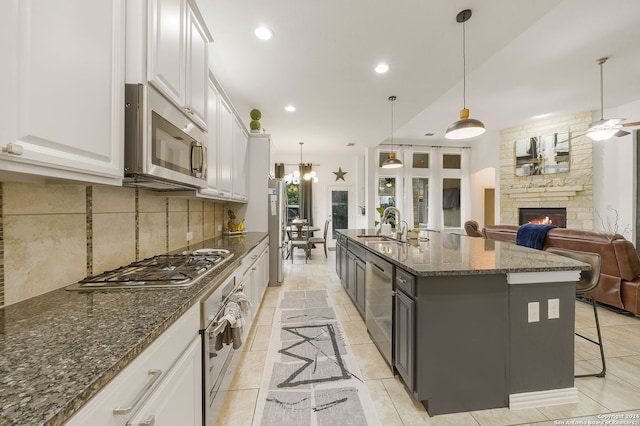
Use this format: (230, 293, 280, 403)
(528, 302, 540, 323)
(548, 298, 560, 319)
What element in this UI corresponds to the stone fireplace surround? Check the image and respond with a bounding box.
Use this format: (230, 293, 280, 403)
(499, 111, 594, 230)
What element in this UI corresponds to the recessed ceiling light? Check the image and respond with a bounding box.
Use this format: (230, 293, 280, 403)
(285, 105, 296, 112)
(254, 26, 273, 40)
(375, 63, 389, 74)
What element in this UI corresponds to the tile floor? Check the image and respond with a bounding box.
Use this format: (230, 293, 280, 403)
(216, 249, 640, 426)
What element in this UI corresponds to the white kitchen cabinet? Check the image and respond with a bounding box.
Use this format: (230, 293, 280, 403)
(65, 304, 200, 426)
(235, 239, 269, 332)
(232, 117, 248, 201)
(201, 75, 219, 195)
(127, 336, 202, 426)
(217, 97, 234, 198)
(1, 0, 124, 185)
(148, 0, 210, 130)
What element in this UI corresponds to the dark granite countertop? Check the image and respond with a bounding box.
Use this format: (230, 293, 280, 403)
(339, 229, 588, 276)
(0, 232, 267, 426)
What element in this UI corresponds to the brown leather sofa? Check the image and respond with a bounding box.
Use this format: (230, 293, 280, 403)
(483, 225, 640, 315)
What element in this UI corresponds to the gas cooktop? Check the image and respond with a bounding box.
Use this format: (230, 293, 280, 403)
(66, 248, 233, 291)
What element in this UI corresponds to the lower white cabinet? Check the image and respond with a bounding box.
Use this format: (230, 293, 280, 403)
(66, 304, 201, 426)
(235, 239, 269, 333)
(127, 336, 202, 426)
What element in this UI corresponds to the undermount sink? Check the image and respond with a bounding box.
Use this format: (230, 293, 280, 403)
(356, 235, 404, 244)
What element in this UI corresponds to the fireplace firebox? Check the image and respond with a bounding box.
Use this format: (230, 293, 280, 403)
(519, 208, 566, 228)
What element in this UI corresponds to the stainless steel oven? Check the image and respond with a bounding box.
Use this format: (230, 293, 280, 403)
(124, 83, 207, 190)
(200, 273, 246, 425)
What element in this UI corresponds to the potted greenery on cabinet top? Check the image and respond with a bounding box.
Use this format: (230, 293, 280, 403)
(250, 109, 262, 133)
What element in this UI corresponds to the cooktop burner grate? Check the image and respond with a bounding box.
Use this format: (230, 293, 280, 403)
(68, 249, 233, 290)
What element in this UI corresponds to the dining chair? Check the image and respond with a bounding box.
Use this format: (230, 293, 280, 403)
(289, 222, 311, 263)
(309, 219, 330, 257)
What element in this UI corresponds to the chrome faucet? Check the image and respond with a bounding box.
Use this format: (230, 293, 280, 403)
(381, 207, 407, 242)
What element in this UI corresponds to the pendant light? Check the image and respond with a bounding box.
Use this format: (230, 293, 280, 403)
(299, 142, 318, 183)
(445, 9, 486, 140)
(382, 95, 403, 168)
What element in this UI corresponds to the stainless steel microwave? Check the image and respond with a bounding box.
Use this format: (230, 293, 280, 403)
(124, 83, 207, 190)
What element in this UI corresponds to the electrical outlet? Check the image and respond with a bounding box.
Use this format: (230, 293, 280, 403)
(186, 231, 193, 241)
(528, 302, 540, 323)
(548, 298, 560, 319)
(218, 225, 222, 231)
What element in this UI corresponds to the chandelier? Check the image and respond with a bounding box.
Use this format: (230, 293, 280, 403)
(284, 142, 318, 184)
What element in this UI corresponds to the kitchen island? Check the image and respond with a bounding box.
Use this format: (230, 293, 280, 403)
(0, 233, 267, 426)
(337, 229, 589, 416)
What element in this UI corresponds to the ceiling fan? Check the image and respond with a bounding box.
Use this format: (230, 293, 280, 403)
(585, 57, 640, 141)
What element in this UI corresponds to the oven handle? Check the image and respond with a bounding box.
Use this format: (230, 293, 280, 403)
(113, 369, 163, 415)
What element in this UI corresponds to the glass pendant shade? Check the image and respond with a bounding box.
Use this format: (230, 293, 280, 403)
(445, 108, 486, 140)
(382, 151, 403, 168)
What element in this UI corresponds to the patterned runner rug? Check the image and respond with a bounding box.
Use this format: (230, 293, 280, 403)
(253, 290, 380, 425)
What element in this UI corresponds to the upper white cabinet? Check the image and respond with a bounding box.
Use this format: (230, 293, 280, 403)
(1, 0, 124, 185)
(217, 97, 234, 198)
(147, 0, 211, 130)
(232, 117, 248, 201)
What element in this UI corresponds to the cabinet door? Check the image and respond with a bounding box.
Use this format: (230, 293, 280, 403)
(394, 290, 415, 391)
(205, 78, 219, 192)
(3, 0, 124, 185)
(128, 337, 202, 426)
(232, 117, 248, 201)
(185, 3, 208, 129)
(346, 250, 356, 300)
(148, 0, 185, 106)
(217, 98, 233, 197)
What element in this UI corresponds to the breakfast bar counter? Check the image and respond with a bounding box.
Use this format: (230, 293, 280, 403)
(338, 229, 588, 415)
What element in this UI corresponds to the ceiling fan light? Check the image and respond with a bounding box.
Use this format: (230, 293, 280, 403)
(382, 151, 403, 169)
(587, 128, 618, 141)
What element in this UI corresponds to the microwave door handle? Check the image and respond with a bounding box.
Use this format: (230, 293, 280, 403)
(191, 141, 204, 177)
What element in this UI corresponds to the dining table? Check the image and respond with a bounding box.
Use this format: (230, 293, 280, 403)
(285, 222, 321, 259)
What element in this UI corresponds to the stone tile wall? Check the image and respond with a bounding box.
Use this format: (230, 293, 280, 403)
(0, 181, 228, 306)
(499, 111, 594, 229)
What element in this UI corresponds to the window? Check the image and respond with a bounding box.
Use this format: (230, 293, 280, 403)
(377, 177, 396, 223)
(286, 182, 300, 221)
(412, 178, 429, 228)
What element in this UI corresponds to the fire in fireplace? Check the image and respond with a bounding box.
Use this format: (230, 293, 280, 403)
(519, 208, 567, 228)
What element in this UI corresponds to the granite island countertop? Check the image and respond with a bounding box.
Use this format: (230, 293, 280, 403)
(0, 232, 267, 426)
(339, 229, 589, 276)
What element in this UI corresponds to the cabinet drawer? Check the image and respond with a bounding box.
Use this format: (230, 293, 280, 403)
(395, 267, 416, 297)
(348, 243, 366, 261)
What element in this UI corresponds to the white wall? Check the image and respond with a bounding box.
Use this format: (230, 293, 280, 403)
(592, 99, 640, 241)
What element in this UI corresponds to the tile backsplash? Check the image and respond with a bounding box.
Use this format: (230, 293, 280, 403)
(0, 181, 229, 307)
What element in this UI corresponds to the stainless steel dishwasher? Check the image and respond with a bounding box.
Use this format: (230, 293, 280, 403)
(365, 251, 394, 367)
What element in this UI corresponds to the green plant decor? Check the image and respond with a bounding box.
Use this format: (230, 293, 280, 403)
(374, 206, 396, 231)
(249, 108, 262, 132)
(250, 109, 262, 120)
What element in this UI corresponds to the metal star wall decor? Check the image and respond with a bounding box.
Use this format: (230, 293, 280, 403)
(333, 167, 347, 181)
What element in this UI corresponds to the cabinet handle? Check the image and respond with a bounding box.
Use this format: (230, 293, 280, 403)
(139, 415, 156, 426)
(184, 106, 194, 115)
(251, 267, 257, 271)
(397, 277, 407, 284)
(2, 143, 24, 156)
(113, 369, 163, 415)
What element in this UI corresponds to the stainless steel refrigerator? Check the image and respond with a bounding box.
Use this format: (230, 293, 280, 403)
(268, 178, 285, 285)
